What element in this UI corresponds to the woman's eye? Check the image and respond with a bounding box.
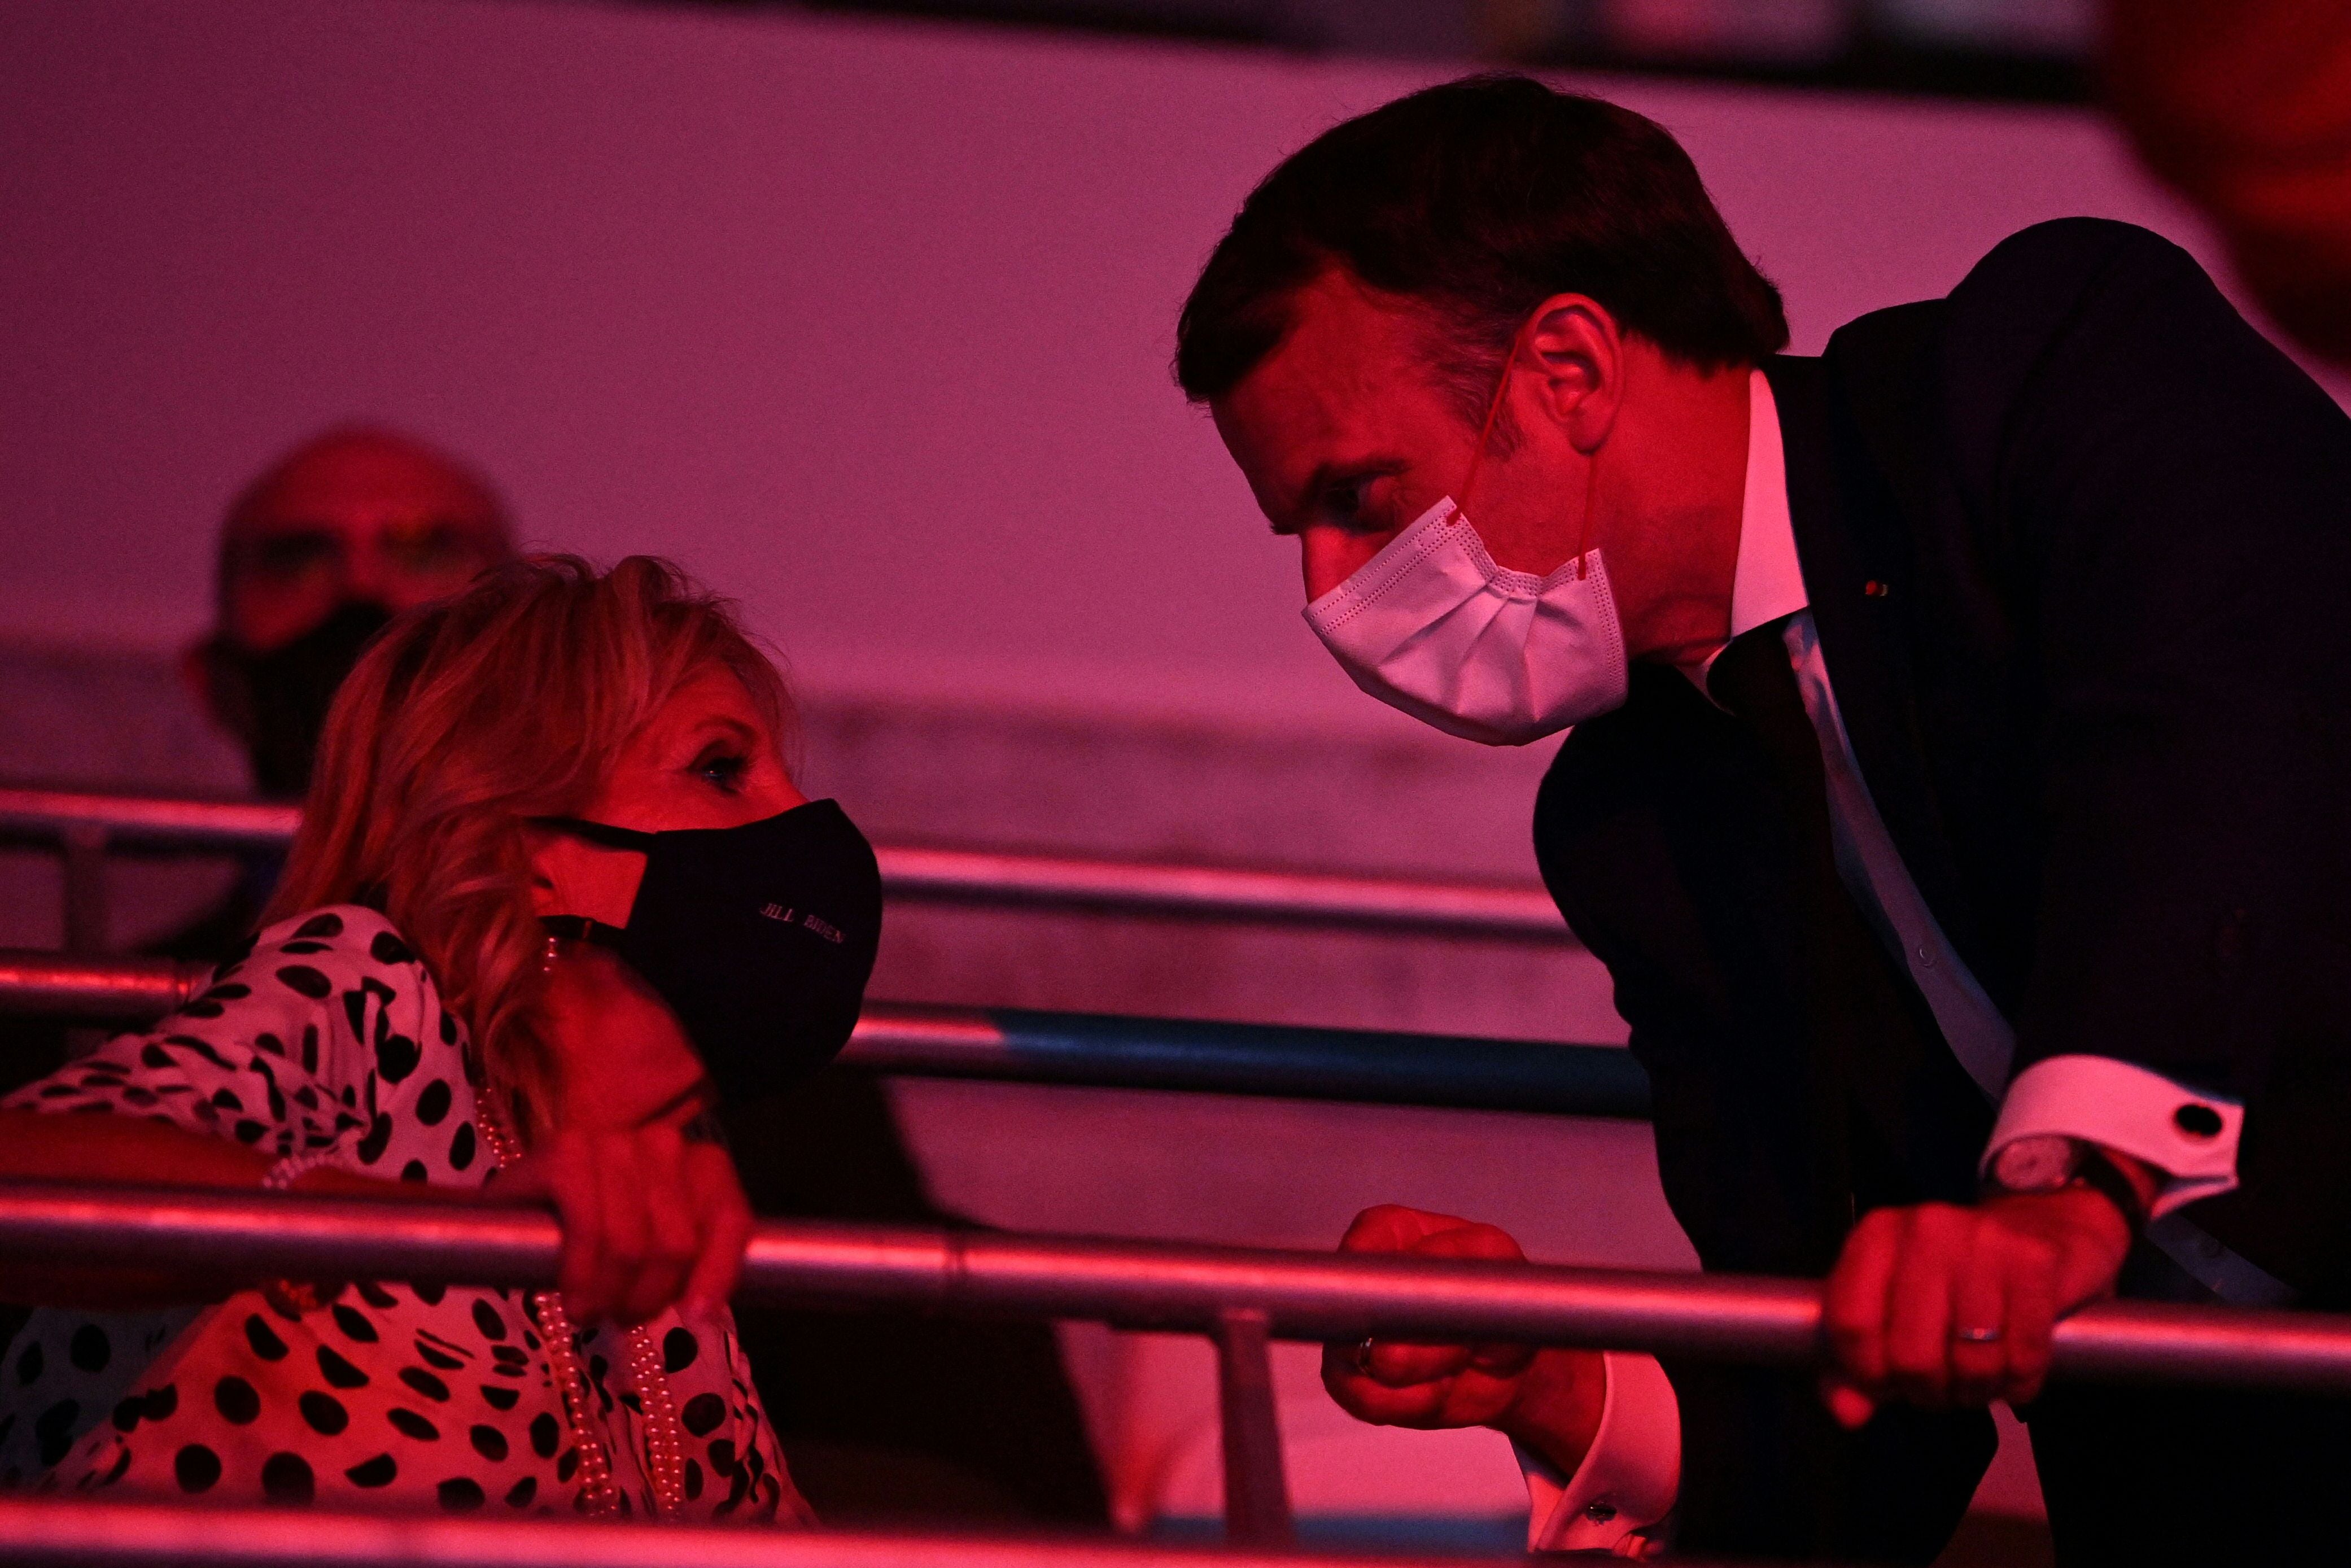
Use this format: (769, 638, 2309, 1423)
(693, 750, 749, 792)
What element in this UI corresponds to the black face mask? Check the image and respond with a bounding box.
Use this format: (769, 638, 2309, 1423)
(212, 600, 395, 798)
(535, 801, 883, 1104)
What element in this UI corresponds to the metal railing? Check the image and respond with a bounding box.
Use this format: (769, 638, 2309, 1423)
(0, 786, 1575, 953)
(11, 1183, 2341, 1390)
(0, 1497, 1749, 1568)
(0, 950, 1651, 1117)
(6, 1182, 2350, 1548)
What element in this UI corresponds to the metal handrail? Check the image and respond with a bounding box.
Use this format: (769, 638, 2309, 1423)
(0, 1497, 1768, 1568)
(0, 951, 1652, 1117)
(0, 784, 1575, 942)
(0, 786, 301, 851)
(5, 1182, 2346, 1393)
(0, 949, 195, 1021)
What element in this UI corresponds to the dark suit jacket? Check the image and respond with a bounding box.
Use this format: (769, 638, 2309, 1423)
(1533, 219, 2351, 1561)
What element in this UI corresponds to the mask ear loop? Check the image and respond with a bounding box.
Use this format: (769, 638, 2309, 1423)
(1572, 412, 1599, 584)
(1457, 317, 1528, 531)
(1458, 315, 1600, 583)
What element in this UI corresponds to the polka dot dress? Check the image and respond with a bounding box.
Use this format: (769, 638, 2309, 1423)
(0, 905, 810, 1522)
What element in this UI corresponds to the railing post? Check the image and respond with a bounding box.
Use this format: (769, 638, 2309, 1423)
(59, 824, 110, 955)
(1211, 1307, 1294, 1547)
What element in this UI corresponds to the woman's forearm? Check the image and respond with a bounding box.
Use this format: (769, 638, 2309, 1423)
(0, 1111, 416, 1309)
(0, 1110, 275, 1189)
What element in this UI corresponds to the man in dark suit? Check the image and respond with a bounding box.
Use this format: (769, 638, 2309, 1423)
(1178, 76, 2351, 1563)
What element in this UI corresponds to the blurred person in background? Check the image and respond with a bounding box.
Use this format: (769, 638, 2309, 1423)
(2107, 0, 2351, 368)
(1181, 76, 2351, 1565)
(171, 425, 516, 955)
(0, 427, 511, 1089)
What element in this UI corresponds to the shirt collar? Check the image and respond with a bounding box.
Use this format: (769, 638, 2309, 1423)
(1689, 368, 1810, 692)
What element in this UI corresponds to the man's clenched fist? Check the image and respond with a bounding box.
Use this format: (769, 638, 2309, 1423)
(1321, 1204, 1608, 1476)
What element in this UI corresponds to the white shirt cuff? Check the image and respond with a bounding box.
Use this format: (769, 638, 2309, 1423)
(1984, 1054, 2242, 1218)
(1518, 1351, 1680, 1554)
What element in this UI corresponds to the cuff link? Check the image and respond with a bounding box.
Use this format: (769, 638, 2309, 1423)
(2174, 1102, 2224, 1139)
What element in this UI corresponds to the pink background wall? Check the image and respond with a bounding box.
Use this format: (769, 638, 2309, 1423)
(6, 0, 2342, 736)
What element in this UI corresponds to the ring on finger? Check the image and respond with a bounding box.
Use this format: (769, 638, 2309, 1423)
(1354, 1336, 1377, 1375)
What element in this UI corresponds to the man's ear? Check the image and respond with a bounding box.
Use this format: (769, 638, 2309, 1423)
(183, 635, 254, 745)
(1519, 294, 1623, 452)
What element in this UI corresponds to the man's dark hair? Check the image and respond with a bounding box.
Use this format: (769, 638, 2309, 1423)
(1176, 75, 1788, 426)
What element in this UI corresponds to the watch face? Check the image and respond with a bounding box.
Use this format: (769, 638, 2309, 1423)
(1992, 1135, 2081, 1193)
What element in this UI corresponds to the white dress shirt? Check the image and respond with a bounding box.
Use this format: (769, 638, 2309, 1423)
(1520, 370, 2256, 1554)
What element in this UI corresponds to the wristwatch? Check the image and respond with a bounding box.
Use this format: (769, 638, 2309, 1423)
(1985, 1135, 2151, 1231)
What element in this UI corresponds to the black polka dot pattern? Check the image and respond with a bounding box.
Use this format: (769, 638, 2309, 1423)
(35, 1400, 81, 1467)
(387, 1408, 439, 1443)
(261, 1451, 314, 1503)
(345, 1453, 397, 1488)
(243, 1317, 289, 1362)
(680, 1393, 726, 1437)
(0, 905, 804, 1522)
(400, 1368, 450, 1403)
(299, 1392, 349, 1436)
(69, 1326, 111, 1374)
(212, 1378, 260, 1426)
(275, 966, 333, 1000)
(315, 1347, 369, 1390)
(174, 1444, 221, 1493)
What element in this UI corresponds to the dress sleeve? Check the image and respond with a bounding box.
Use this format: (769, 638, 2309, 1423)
(0, 906, 449, 1170)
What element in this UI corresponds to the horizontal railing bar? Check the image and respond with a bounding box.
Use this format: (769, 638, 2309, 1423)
(0, 1497, 1797, 1568)
(0, 950, 200, 1021)
(0, 785, 1573, 939)
(0, 953, 1650, 1117)
(3, 1182, 2345, 1392)
(0, 785, 301, 851)
(841, 1004, 1649, 1115)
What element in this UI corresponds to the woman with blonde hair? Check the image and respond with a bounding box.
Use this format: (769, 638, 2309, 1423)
(0, 556, 882, 1519)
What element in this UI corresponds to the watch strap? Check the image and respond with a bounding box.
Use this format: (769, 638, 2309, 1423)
(2071, 1144, 2152, 1234)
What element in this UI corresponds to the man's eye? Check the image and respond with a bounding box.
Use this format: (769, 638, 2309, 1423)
(243, 532, 342, 581)
(1320, 477, 1392, 532)
(384, 521, 484, 576)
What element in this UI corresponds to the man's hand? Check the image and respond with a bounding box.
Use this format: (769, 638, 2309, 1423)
(1819, 1185, 2134, 1427)
(1321, 1205, 1607, 1475)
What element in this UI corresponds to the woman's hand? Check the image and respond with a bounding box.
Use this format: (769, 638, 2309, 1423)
(486, 1123, 753, 1329)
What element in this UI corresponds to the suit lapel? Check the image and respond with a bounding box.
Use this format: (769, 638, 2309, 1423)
(1762, 356, 1992, 990)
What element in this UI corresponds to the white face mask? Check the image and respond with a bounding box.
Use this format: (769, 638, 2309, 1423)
(1302, 494, 1628, 745)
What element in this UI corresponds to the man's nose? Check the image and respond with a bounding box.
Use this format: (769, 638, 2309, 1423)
(339, 542, 394, 604)
(1299, 525, 1393, 602)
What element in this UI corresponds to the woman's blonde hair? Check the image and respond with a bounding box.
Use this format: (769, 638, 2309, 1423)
(266, 554, 792, 1132)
